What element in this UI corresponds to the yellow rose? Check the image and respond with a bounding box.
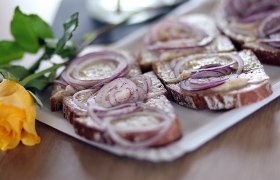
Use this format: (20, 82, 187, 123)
(0, 79, 40, 151)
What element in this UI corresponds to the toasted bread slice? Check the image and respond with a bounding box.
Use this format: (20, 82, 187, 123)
(62, 72, 181, 147)
(217, 7, 280, 65)
(73, 95, 182, 147)
(153, 50, 272, 110)
(138, 14, 235, 72)
(62, 72, 168, 123)
(50, 56, 142, 112)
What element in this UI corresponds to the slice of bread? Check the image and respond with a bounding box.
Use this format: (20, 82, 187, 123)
(138, 14, 236, 72)
(62, 72, 181, 147)
(217, 7, 280, 65)
(50, 54, 142, 112)
(73, 95, 182, 147)
(62, 72, 168, 123)
(153, 50, 272, 110)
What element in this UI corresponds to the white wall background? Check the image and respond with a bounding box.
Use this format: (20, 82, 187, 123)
(0, 0, 62, 39)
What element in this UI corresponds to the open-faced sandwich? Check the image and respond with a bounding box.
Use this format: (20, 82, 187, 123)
(50, 49, 142, 111)
(153, 50, 272, 110)
(66, 72, 181, 147)
(217, 0, 280, 65)
(138, 14, 236, 72)
(51, 49, 182, 148)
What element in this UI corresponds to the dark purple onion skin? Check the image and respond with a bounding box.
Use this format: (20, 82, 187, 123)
(259, 11, 280, 48)
(180, 77, 227, 92)
(224, 0, 280, 20)
(145, 18, 213, 51)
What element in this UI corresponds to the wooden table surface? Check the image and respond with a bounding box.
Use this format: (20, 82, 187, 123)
(1, 96, 280, 180)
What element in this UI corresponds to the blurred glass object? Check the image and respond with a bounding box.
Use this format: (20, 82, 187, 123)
(85, 0, 183, 24)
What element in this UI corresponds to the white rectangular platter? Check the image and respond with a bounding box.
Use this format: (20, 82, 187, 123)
(37, 0, 280, 162)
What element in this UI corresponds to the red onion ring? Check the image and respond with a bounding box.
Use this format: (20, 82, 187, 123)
(72, 89, 97, 110)
(84, 75, 153, 130)
(225, 0, 279, 19)
(258, 11, 280, 47)
(105, 108, 173, 148)
(130, 75, 152, 101)
(174, 53, 243, 78)
(87, 99, 144, 130)
(191, 66, 234, 79)
(147, 36, 214, 51)
(95, 78, 139, 108)
(61, 50, 130, 89)
(259, 11, 280, 37)
(145, 19, 213, 51)
(52, 80, 68, 87)
(240, 10, 272, 23)
(173, 53, 244, 92)
(180, 75, 233, 91)
(94, 76, 152, 108)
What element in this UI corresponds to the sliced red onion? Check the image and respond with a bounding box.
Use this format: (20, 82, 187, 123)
(240, 10, 272, 23)
(87, 99, 143, 129)
(173, 53, 244, 78)
(243, 1, 276, 17)
(232, 0, 250, 16)
(72, 89, 97, 110)
(259, 37, 280, 43)
(95, 76, 151, 109)
(259, 11, 280, 37)
(174, 53, 244, 92)
(232, 54, 244, 74)
(191, 66, 234, 79)
(52, 80, 68, 87)
(258, 11, 280, 48)
(266, 24, 280, 35)
(225, 0, 279, 18)
(180, 76, 230, 91)
(147, 36, 213, 51)
(85, 75, 153, 130)
(145, 19, 213, 51)
(105, 108, 173, 148)
(61, 50, 130, 89)
(130, 75, 152, 101)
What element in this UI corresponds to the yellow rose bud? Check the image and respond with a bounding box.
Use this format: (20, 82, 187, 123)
(0, 79, 40, 151)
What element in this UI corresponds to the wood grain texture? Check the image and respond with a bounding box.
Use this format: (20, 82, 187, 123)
(1, 97, 280, 180)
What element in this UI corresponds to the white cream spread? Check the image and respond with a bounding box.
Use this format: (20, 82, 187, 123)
(77, 60, 117, 80)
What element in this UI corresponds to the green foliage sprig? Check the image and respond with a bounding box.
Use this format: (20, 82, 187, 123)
(0, 7, 79, 106)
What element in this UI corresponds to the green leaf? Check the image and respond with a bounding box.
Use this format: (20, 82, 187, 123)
(0, 41, 24, 65)
(25, 75, 49, 91)
(0, 69, 19, 82)
(11, 7, 40, 53)
(28, 90, 43, 108)
(47, 69, 57, 81)
(56, 12, 79, 53)
(58, 44, 76, 58)
(11, 7, 54, 53)
(45, 38, 76, 59)
(29, 14, 53, 40)
(0, 65, 30, 80)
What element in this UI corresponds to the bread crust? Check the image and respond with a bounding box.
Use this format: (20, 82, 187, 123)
(243, 43, 280, 66)
(166, 80, 272, 110)
(73, 116, 182, 147)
